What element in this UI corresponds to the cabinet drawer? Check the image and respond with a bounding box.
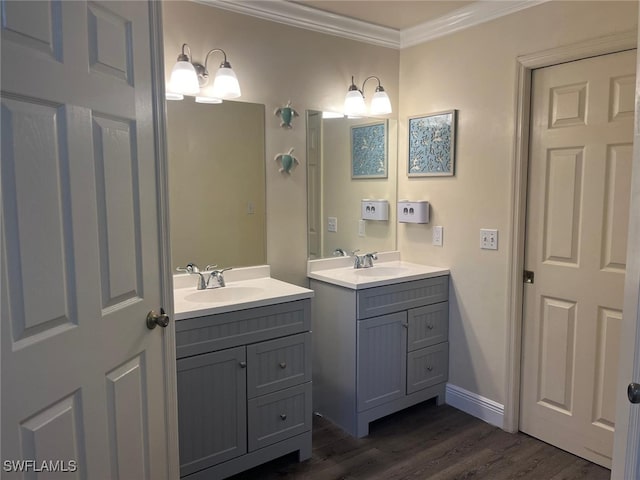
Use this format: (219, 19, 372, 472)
(357, 276, 448, 319)
(175, 300, 310, 358)
(407, 342, 449, 394)
(247, 333, 311, 398)
(407, 302, 448, 351)
(248, 382, 312, 452)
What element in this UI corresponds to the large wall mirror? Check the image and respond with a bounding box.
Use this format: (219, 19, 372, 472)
(307, 110, 397, 259)
(167, 100, 266, 270)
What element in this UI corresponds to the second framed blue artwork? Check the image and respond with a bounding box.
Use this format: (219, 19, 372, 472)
(351, 121, 387, 179)
(408, 110, 457, 177)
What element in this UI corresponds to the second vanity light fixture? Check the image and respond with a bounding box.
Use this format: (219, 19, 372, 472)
(344, 75, 392, 116)
(166, 43, 241, 103)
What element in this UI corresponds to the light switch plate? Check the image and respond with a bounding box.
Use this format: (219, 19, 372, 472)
(328, 217, 337, 233)
(432, 226, 443, 246)
(480, 229, 498, 250)
(358, 220, 366, 237)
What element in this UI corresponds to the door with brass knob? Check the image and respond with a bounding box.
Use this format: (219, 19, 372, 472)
(147, 309, 170, 329)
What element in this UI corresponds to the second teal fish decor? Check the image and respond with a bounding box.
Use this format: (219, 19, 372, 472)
(275, 148, 299, 174)
(274, 101, 299, 129)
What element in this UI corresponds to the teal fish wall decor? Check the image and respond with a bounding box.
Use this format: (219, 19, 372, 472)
(275, 148, 299, 174)
(274, 101, 299, 129)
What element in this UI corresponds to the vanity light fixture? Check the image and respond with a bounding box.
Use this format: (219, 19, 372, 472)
(344, 75, 392, 116)
(167, 44, 200, 97)
(166, 43, 241, 103)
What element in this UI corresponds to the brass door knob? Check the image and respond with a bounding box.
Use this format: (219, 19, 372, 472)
(146, 309, 170, 329)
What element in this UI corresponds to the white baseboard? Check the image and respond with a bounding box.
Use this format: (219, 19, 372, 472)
(445, 383, 504, 429)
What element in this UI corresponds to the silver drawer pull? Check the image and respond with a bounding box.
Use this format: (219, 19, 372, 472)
(280, 414, 287, 421)
(427, 324, 434, 330)
(427, 366, 433, 372)
(402, 322, 408, 329)
(239, 361, 247, 369)
(279, 362, 287, 369)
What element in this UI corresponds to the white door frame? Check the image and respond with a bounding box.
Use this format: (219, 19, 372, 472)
(149, 2, 180, 478)
(503, 27, 637, 464)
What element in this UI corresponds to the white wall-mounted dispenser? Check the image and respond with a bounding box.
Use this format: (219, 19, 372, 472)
(361, 199, 389, 221)
(398, 200, 429, 223)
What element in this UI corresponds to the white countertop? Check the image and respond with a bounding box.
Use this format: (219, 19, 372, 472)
(173, 265, 314, 320)
(307, 252, 449, 289)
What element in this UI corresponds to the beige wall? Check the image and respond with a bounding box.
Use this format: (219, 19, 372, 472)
(397, 0, 638, 405)
(321, 117, 397, 257)
(162, 1, 399, 285)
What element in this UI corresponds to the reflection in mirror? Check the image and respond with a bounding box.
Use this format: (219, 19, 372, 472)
(307, 111, 397, 259)
(167, 100, 266, 269)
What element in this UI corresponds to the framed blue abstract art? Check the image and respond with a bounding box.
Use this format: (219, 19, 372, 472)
(408, 110, 457, 177)
(351, 121, 387, 179)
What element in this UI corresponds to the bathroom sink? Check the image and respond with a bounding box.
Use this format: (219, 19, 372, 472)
(183, 286, 265, 304)
(354, 266, 410, 277)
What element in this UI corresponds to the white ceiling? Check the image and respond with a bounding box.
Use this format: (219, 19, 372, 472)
(293, 1, 476, 30)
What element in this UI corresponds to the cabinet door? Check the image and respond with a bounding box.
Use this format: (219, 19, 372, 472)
(177, 347, 247, 477)
(357, 312, 407, 412)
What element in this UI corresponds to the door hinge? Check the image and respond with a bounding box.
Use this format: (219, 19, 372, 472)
(523, 270, 535, 284)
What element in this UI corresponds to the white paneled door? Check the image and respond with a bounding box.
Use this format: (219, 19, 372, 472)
(521, 49, 636, 468)
(1, 1, 175, 479)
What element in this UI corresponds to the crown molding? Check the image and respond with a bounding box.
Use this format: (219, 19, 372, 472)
(196, 0, 401, 49)
(195, 0, 550, 50)
(401, 0, 550, 48)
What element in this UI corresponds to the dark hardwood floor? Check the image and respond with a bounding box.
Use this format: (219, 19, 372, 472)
(229, 400, 610, 480)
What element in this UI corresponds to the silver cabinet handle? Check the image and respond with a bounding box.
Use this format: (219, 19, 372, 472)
(402, 322, 408, 329)
(280, 414, 287, 421)
(239, 361, 247, 368)
(279, 362, 287, 369)
(427, 324, 434, 330)
(427, 366, 433, 372)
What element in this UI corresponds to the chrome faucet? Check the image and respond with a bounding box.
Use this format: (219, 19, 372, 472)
(351, 250, 377, 269)
(176, 263, 208, 289)
(205, 265, 232, 288)
(176, 263, 233, 290)
(363, 251, 377, 268)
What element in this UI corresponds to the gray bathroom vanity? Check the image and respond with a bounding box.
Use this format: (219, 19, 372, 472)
(173, 267, 314, 479)
(308, 254, 450, 437)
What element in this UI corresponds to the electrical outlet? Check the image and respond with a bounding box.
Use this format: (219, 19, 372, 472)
(247, 202, 255, 214)
(432, 226, 443, 246)
(358, 220, 366, 237)
(328, 217, 338, 233)
(480, 229, 498, 250)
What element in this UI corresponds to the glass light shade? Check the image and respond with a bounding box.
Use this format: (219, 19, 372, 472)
(168, 60, 199, 95)
(211, 66, 241, 99)
(370, 90, 392, 115)
(344, 90, 366, 117)
(165, 91, 184, 101)
(195, 95, 223, 104)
